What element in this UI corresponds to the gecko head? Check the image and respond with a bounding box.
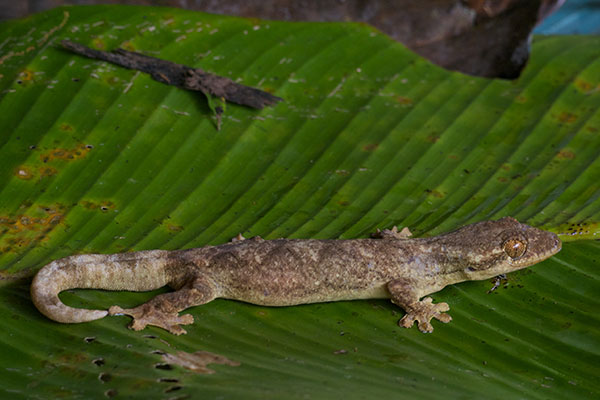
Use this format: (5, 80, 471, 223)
(446, 217, 562, 281)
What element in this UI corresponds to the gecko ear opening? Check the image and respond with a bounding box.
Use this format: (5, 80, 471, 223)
(503, 238, 527, 259)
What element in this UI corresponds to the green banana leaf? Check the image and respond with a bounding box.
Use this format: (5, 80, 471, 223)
(0, 5, 598, 399)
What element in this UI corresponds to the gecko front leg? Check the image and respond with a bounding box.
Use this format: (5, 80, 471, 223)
(109, 276, 217, 335)
(387, 279, 451, 333)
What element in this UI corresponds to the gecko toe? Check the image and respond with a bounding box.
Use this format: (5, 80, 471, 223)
(417, 320, 434, 333)
(129, 319, 148, 331)
(179, 314, 194, 325)
(168, 325, 187, 335)
(435, 313, 452, 323)
(399, 314, 415, 329)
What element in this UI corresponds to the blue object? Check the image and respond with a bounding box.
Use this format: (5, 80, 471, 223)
(535, 0, 600, 34)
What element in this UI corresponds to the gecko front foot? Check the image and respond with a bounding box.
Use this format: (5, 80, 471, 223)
(109, 304, 194, 335)
(398, 297, 452, 333)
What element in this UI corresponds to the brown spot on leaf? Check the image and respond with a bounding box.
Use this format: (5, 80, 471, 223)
(2, 236, 32, 249)
(161, 350, 240, 374)
(0, 204, 65, 253)
(497, 176, 508, 183)
(395, 96, 413, 105)
(425, 189, 444, 198)
(166, 223, 184, 232)
(92, 38, 106, 50)
(80, 200, 98, 210)
(0, 207, 64, 233)
(121, 41, 137, 52)
(16, 68, 35, 85)
(40, 144, 91, 163)
(15, 166, 34, 180)
(104, 75, 121, 86)
(574, 79, 594, 92)
(59, 123, 73, 132)
(556, 149, 576, 159)
(262, 86, 277, 95)
(15, 165, 59, 180)
(557, 112, 577, 123)
(515, 95, 527, 103)
(247, 17, 262, 27)
(161, 14, 176, 24)
(56, 351, 87, 364)
(40, 166, 58, 177)
(362, 143, 378, 152)
(425, 134, 439, 143)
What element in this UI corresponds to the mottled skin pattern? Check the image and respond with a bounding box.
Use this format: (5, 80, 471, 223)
(31, 217, 561, 335)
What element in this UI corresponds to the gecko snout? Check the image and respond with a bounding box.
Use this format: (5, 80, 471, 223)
(528, 228, 562, 262)
(553, 235, 562, 252)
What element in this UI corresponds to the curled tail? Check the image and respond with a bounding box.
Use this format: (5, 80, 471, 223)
(31, 250, 173, 323)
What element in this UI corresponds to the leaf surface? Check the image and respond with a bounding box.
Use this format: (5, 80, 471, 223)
(0, 6, 598, 399)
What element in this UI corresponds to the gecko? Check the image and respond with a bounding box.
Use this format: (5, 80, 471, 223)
(31, 217, 561, 335)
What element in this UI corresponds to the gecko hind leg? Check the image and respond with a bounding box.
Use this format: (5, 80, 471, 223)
(109, 278, 216, 335)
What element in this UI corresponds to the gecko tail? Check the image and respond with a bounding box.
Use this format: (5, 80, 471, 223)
(31, 250, 172, 324)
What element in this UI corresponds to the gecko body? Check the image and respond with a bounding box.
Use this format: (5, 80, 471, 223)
(31, 217, 561, 334)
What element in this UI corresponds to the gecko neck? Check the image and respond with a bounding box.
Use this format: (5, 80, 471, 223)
(408, 236, 488, 284)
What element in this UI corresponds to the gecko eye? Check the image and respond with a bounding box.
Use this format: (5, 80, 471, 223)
(503, 238, 527, 259)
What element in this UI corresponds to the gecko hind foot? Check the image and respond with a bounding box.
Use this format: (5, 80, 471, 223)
(372, 226, 412, 240)
(399, 297, 452, 333)
(108, 305, 194, 335)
